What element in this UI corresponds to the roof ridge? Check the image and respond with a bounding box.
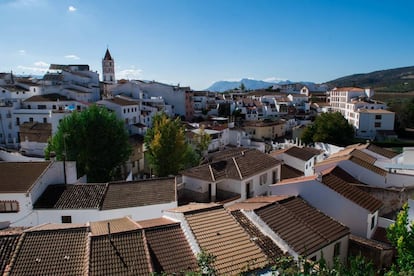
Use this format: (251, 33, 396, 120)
(232, 157, 243, 179)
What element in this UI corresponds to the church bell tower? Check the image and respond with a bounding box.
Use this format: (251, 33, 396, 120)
(102, 48, 115, 84)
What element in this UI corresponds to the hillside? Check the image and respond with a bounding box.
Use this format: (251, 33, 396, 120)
(325, 66, 414, 92)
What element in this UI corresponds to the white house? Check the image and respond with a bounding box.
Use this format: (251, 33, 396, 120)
(180, 148, 281, 203)
(227, 195, 350, 266)
(0, 161, 77, 227)
(271, 146, 323, 176)
(269, 166, 383, 239)
(33, 177, 177, 225)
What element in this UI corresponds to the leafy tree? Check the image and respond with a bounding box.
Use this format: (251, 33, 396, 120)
(45, 105, 131, 182)
(386, 202, 414, 274)
(301, 112, 355, 146)
(240, 82, 246, 92)
(193, 126, 211, 164)
(197, 250, 217, 276)
(144, 113, 188, 177)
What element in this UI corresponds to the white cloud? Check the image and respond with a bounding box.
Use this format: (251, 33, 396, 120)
(17, 61, 49, 74)
(64, 54, 80, 60)
(68, 5, 76, 12)
(117, 68, 143, 80)
(18, 49, 26, 55)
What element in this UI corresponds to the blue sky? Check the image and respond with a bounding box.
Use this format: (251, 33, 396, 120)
(1, 0, 414, 90)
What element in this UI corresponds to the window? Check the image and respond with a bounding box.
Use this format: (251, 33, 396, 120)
(0, 201, 19, 213)
(43, 117, 47, 123)
(375, 114, 382, 120)
(16, 117, 20, 126)
(371, 215, 376, 230)
(260, 173, 267, 185)
(375, 122, 381, 128)
(334, 242, 341, 257)
(29, 117, 34, 123)
(61, 216, 72, 223)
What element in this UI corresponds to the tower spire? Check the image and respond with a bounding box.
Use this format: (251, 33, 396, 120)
(102, 48, 115, 83)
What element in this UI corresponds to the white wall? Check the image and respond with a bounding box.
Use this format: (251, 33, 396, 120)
(270, 179, 372, 238)
(0, 193, 33, 226)
(35, 202, 177, 224)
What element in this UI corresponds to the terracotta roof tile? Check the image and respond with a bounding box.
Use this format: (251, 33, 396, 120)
(34, 184, 107, 209)
(101, 178, 176, 210)
(182, 149, 280, 182)
(8, 227, 89, 275)
(284, 146, 322, 161)
(255, 196, 349, 255)
(90, 217, 140, 236)
(321, 167, 383, 212)
(136, 217, 177, 229)
(350, 149, 377, 164)
(0, 234, 20, 274)
(281, 164, 304, 180)
(89, 229, 153, 275)
(349, 156, 387, 176)
(183, 205, 269, 275)
(144, 223, 198, 274)
(0, 162, 51, 193)
(231, 210, 285, 263)
(367, 144, 399, 159)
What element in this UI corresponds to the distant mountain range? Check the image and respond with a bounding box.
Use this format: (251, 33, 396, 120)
(324, 66, 414, 92)
(206, 78, 296, 92)
(207, 66, 414, 93)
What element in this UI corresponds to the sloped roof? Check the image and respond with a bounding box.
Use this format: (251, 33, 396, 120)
(284, 146, 322, 161)
(321, 167, 383, 212)
(281, 164, 304, 180)
(24, 93, 70, 102)
(143, 222, 198, 274)
(230, 210, 285, 263)
(103, 49, 113, 60)
(182, 148, 281, 182)
(90, 217, 139, 236)
(0, 234, 20, 274)
(182, 204, 269, 275)
(108, 97, 137, 106)
(8, 226, 89, 275)
(89, 229, 153, 275)
(255, 196, 349, 255)
(0, 162, 51, 193)
(367, 144, 399, 159)
(34, 184, 107, 209)
(101, 178, 176, 210)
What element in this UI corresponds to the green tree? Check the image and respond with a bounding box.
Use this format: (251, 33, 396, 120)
(45, 105, 131, 183)
(193, 126, 211, 164)
(386, 202, 414, 274)
(301, 112, 355, 146)
(240, 82, 246, 92)
(144, 113, 188, 177)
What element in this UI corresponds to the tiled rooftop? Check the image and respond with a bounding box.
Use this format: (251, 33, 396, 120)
(89, 229, 152, 275)
(8, 227, 89, 275)
(34, 184, 107, 209)
(183, 204, 269, 275)
(144, 222, 198, 274)
(0, 234, 20, 274)
(24, 93, 70, 102)
(367, 144, 399, 159)
(101, 178, 176, 210)
(284, 146, 322, 161)
(0, 162, 51, 193)
(182, 148, 280, 182)
(255, 196, 349, 256)
(90, 217, 140, 236)
(281, 164, 304, 180)
(231, 210, 285, 263)
(321, 167, 383, 213)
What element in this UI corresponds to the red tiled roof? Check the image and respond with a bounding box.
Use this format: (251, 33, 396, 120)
(89, 229, 153, 275)
(183, 204, 269, 274)
(144, 223, 198, 274)
(281, 164, 304, 180)
(0, 234, 20, 274)
(321, 167, 383, 212)
(8, 227, 89, 275)
(367, 144, 399, 159)
(101, 178, 176, 210)
(255, 196, 349, 255)
(0, 162, 51, 193)
(90, 217, 140, 236)
(284, 146, 322, 161)
(182, 148, 281, 182)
